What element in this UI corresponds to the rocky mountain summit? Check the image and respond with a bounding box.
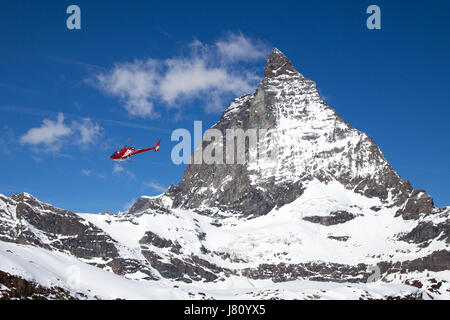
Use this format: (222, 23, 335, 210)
(0, 49, 448, 300)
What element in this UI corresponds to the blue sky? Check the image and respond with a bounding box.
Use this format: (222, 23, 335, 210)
(0, 0, 449, 212)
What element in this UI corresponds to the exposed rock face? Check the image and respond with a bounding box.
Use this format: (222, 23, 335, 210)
(401, 250, 450, 273)
(128, 196, 171, 215)
(241, 262, 369, 283)
(303, 211, 357, 226)
(0, 270, 75, 300)
(264, 48, 298, 78)
(377, 250, 450, 274)
(241, 250, 450, 283)
(398, 190, 434, 220)
(327, 236, 350, 242)
(400, 216, 449, 246)
(0, 193, 119, 261)
(140, 231, 182, 254)
(106, 258, 157, 280)
(140, 250, 221, 282)
(169, 49, 428, 219)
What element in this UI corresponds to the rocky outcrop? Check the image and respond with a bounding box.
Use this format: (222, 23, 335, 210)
(106, 258, 157, 280)
(400, 250, 450, 272)
(0, 270, 76, 300)
(377, 250, 450, 274)
(397, 190, 434, 220)
(0, 193, 119, 261)
(128, 196, 171, 215)
(140, 250, 222, 282)
(400, 221, 449, 247)
(303, 211, 357, 226)
(140, 231, 182, 254)
(327, 236, 350, 242)
(240, 262, 369, 283)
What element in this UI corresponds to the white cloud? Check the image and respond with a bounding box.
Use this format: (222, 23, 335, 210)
(77, 118, 102, 144)
(159, 57, 255, 106)
(143, 181, 167, 193)
(19, 113, 72, 147)
(112, 163, 136, 180)
(216, 33, 269, 63)
(82, 169, 107, 179)
(19, 113, 103, 153)
(112, 163, 124, 174)
(92, 33, 270, 117)
(96, 59, 159, 117)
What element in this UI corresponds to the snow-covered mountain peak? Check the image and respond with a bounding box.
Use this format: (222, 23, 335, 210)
(11, 192, 35, 201)
(170, 49, 423, 219)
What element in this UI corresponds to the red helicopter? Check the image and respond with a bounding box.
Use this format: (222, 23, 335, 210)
(110, 138, 160, 161)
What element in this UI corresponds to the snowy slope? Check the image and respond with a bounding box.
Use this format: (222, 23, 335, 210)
(0, 240, 191, 299)
(2, 240, 447, 300)
(80, 181, 448, 269)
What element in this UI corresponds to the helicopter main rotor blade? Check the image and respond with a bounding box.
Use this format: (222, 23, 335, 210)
(123, 138, 131, 148)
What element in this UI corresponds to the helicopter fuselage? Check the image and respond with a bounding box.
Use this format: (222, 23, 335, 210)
(110, 140, 160, 161)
